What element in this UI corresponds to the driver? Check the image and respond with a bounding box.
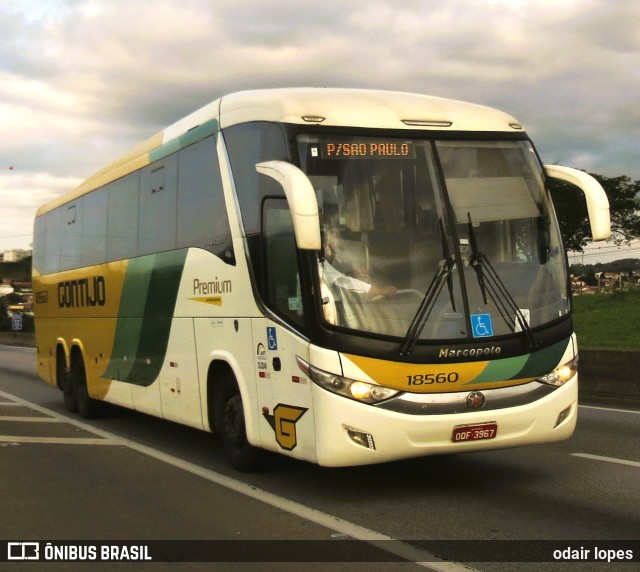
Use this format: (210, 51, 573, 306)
(322, 238, 396, 298)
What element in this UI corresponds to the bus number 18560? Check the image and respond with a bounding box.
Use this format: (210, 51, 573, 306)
(406, 372, 459, 386)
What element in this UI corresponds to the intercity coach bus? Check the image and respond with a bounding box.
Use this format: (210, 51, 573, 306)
(33, 88, 610, 470)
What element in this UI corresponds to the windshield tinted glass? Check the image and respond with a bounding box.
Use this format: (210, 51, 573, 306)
(437, 140, 569, 337)
(297, 134, 568, 342)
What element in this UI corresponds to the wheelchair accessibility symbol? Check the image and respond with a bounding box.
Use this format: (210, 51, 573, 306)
(267, 326, 278, 350)
(471, 313, 494, 338)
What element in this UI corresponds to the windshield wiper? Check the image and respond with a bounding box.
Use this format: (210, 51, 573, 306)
(400, 220, 456, 356)
(441, 218, 456, 314)
(467, 213, 536, 349)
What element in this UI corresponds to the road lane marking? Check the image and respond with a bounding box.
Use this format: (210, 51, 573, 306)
(579, 404, 640, 416)
(571, 453, 640, 468)
(0, 389, 476, 572)
(0, 416, 61, 422)
(0, 435, 117, 445)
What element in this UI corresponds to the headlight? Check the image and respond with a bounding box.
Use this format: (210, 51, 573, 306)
(297, 357, 400, 404)
(538, 356, 578, 387)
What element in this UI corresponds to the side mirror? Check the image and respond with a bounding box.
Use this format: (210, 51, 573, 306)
(256, 161, 321, 250)
(544, 165, 611, 241)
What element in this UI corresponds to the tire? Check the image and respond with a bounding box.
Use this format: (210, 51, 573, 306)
(220, 392, 263, 472)
(57, 354, 77, 413)
(71, 356, 101, 419)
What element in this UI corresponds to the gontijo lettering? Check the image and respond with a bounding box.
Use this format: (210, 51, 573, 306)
(57, 276, 106, 308)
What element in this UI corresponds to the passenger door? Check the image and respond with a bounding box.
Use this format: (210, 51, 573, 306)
(253, 199, 316, 462)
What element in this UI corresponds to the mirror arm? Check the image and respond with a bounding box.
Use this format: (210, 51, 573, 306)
(256, 161, 322, 250)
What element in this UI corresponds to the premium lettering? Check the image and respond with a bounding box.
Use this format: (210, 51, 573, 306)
(193, 277, 232, 295)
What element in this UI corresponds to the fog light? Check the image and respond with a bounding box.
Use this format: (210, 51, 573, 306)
(346, 427, 376, 450)
(555, 406, 572, 428)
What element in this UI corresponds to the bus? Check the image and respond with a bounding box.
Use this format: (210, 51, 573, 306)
(33, 88, 610, 470)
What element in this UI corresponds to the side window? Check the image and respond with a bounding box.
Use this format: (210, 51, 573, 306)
(60, 202, 82, 270)
(223, 122, 289, 299)
(41, 208, 62, 274)
(81, 188, 108, 267)
(139, 156, 177, 255)
(33, 216, 46, 273)
(107, 173, 140, 261)
(223, 122, 288, 235)
(263, 199, 304, 329)
(177, 136, 234, 264)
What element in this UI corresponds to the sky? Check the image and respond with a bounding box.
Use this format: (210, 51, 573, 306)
(1, 0, 639, 260)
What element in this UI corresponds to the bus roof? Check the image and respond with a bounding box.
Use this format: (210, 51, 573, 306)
(36, 88, 524, 216)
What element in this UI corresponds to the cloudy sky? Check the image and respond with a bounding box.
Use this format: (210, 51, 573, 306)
(1, 0, 639, 258)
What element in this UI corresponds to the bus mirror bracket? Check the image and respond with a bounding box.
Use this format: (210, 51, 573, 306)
(256, 161, 322, 250)
(544, 164, 611, 241)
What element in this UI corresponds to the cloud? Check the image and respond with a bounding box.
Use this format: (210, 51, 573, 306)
(1, 0, 639, 253)
(0, 171, 83, 249)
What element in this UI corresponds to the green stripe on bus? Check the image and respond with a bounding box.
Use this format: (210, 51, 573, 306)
(469, 337, 569, 385)
(149, 118, 219, 163)
(516, 338, 569, 379)
(469, 353, 530, 384)
(102, 249, 188, 386)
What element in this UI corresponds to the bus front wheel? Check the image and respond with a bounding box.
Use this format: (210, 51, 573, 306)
(221, 392, 262, 472)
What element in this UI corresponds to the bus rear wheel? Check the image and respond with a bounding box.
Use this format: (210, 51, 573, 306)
(221, 392, 262, 472)
(71, 356, 101, 419)
(57, 353, 77, 413)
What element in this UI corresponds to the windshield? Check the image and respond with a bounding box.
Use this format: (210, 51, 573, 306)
(297, 134, 568, 344)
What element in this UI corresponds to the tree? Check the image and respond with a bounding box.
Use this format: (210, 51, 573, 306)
(548, 172, 640, 252)
(0, 256, 32, 282)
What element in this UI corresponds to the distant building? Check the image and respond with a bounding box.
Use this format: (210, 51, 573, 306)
(2, 249, 31, 262)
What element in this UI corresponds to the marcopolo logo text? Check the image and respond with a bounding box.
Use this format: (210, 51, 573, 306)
(439, 345, 502, 359)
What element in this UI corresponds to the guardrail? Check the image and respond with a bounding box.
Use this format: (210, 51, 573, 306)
(0, 332, 35, 347)
(578, 350, 640, 404)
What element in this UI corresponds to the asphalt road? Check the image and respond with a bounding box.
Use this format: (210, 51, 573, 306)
(1, 345, 638, 571)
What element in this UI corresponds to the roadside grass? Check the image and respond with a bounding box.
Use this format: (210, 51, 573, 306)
(573, 289, 640, 351)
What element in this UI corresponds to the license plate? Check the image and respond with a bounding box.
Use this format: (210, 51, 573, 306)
(452, 422, 498, 443)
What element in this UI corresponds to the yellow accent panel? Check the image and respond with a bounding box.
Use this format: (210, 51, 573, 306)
(33, 261, 130, 399)
(188, 296, 223, 306)
(33, 261, 128, 319)
(342, 353, 488, 393)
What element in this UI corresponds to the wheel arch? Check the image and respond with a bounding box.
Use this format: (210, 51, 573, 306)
(205, 353, 258, 444)
(69, 339, 87, 370)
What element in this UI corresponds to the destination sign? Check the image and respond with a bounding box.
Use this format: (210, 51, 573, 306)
(316, 140, 415, 160)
